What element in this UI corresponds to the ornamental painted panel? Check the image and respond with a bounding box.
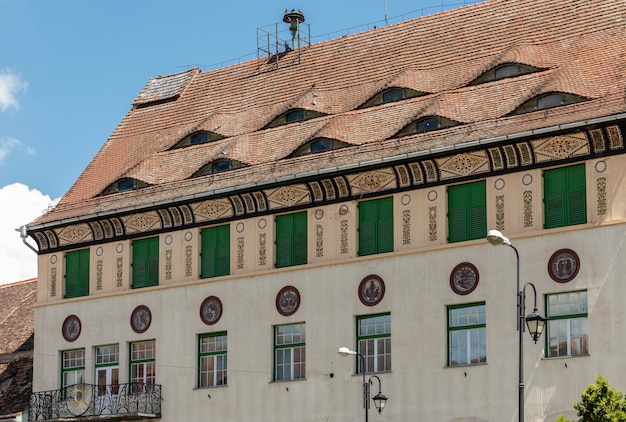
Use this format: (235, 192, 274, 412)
(259, 233, 267, 266)
(340, 220, 349, 255)
(597, 177, 607, 216)
(523, 190, 533, 227)
(402, 210, 411, 245)
(495, 194, 504, 231)
(193, 199, 233, 222)
(548, 249, 580, 283)
(315, 224, 323, 257)
(437, 151, 489, 180)
(62, 315, 81, 342)
(276, 286, 301, 316)
(266, 185, 311, 209)
(532, 132, 589, 162)
(165, 249, 172, 280)
(348, 169, 396, 196)
(96, 260, 103, 290)
(428, 206, 437, 241)
(253, 191, 268, 211)
(185, 245, 193, 277)
(237, 237, 245, 269)
(50, 267, 57, 296)
(57, 224, 92, 245)
(130, 305, 152, 333)
(450, 262, 479, 295)
(200, 296, 223, 325)
(123, 212, 161, 234)
(607, 125, 623, 150)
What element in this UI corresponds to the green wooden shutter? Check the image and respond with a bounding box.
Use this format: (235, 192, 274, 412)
(201, 225, 230, 278)
(468, 181, 486, 240)
(65, 249, 89, 298)
(544, 164, 586, 229)
(567, 164, 587, 225)
(358, 200, 378, 256)
(276, 212, 307, 267)
(448, 181, 486, 243)
(377, 197, 394, 253)
(132, 237, 159, 288)
(293, 212, 307, 266)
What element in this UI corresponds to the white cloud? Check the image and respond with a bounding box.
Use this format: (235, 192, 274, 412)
(0, 69, 28, 111)
(0, 183, 59, 285)
(0, 137, 36, 163)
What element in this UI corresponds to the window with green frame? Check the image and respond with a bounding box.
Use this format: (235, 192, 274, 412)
(130, 340, 156, 393)
(132, 237, 159, 289)
(447, 303, 486, 366)
(357, 313, 391, 373)
(65, 249, 90, 298)
(275, 212, 307, 268)
(543, 164, 587, 229)
(358, 197, 393, 256)
(447, 180, 486, 243)
(274, 323, 305, 381)
(61, 349, 85, 389)
(198, 332, 228, 387)
(546, 291, 588, 357)
(201, 225, 230, 279)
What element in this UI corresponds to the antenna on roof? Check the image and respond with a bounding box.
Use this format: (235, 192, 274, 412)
(283, 9, 305, 50)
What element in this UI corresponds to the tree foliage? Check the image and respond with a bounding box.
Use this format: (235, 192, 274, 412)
(559, 375, 626, 422)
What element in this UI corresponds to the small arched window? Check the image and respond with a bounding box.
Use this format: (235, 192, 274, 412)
(100, 178, 150, 195)
(469, 63, 543, 85)
(509, 92, 587, 115)
(359, 87, 426, 109)
(393, 116, 460, 138)
(290, 138, 349, 157)
(264, 108, 326, 129)
(193, 159, 246, 177)
(171, 131, 225, 149)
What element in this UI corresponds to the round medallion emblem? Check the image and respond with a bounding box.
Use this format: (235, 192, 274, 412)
(548, 249, 580, 283)
(62, 315, 81, 342)
(130, 305, 152, 333)
(276, 286, 301, 316)
(450, 262, 479, 295)
(358, 275, 385, 306)
(200, 296, 223, 325)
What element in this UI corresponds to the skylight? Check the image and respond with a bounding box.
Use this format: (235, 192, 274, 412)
(193, 159, 246, 177)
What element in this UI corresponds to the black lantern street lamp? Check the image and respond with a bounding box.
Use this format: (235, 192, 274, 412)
(338, 347, 388, 421)
(487, 229, 547, 422)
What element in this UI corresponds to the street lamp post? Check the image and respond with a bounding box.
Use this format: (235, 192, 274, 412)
(487, 230, 547, 422)
(338, 347, 388, 421)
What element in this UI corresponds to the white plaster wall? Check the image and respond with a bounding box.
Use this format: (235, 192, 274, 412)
(33, 223, 626, 421)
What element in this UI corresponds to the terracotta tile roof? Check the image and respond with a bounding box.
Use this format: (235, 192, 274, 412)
(32, 0, 626, 226)
(0, 279, 35, 418)
(0, 279, 36, 355)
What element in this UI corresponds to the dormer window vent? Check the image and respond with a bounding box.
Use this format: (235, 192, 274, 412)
(509, 92, 587, 115)
(100, 178, 150, 196)
(193, 159, 246, 177)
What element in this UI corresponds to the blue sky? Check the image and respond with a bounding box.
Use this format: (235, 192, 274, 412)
(0, 0, 483, 283)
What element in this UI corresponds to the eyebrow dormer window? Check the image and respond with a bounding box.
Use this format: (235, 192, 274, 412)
(393, 116, 460, 138)
(359, 87, 426, 109)
(193, 159, 246, 177)
(171, 131, 225, 149)
(265, 109, 326, 129)
(100, 178, 150, 195)
(469, 63, 543, 85)
(290, 138, 349, 157)
(509, 92, 587, 115)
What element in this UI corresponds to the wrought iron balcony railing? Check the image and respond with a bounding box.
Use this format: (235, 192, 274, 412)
(29, 383, 162, 420)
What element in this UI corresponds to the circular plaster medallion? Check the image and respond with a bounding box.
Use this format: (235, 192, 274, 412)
(96, 247, 103, 257)
(116, 243, 124, 254)
(450, 262, 479, 295)
(428, 190, 438, 201)
(236, 222, 245, 233)
(258, 219, 267, 230)
(276, 286, 301, 316)
(494, 178, 505, 190)
(315, 209, 324, 220)
(185, 231, 193, 242)
(130, 305, 152, 333)
(595, 160, 607, 173)
(522, 174, 533, 186)
(62, 315, 81, 342)
(50, 255, 58, 264)
(358, 274, 385, 306)
(548, 249, 580, 283)
(339, 205, 349, 215)
(200, 296, 223, 325)
(164, 235, 173, 245)
(401, 194, 411, 205)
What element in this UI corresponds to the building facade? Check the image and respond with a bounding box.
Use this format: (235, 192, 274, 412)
(26, 0, 626, 421)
